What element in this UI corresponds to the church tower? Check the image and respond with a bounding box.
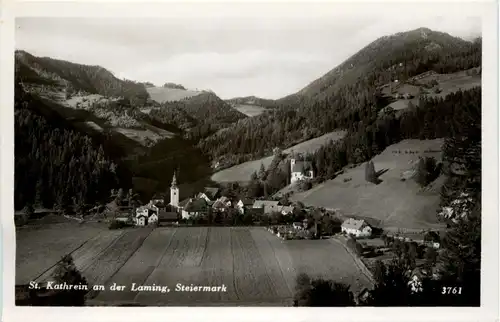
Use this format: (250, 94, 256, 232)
(170, 172, 179, 208)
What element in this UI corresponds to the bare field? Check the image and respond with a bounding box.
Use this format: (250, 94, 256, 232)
(211, 130, 346, 183)
(15, 223, 105, 284)
(233, 104, 267, 117)
(17, 224, 370, 306)
(92, 226, 369, 305)
(291, 139, 447, 230)
(146, 87, 202, 103)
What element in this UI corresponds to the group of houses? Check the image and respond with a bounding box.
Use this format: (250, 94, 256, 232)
(125, 173, 303, 227)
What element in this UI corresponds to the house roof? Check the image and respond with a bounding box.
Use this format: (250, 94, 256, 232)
(203, 187, 219, 200)
(179, 199, 190, 208)
(341, 218, 368, 230)
(185, 198, 209, 212)
(292, 161, 313, 173)
(239, 198, 254, 205)
(218, 196, 230, 203)
(212, 199, 229, 209)
(253, 200, 280, 208)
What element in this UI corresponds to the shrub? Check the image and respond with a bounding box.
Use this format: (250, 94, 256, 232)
(108, 219, 129, 230)
(415, 157, 441, 187)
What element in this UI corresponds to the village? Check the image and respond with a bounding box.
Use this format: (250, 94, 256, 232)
(96, 154, 443, 290)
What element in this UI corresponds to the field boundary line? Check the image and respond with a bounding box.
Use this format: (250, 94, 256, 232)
(32, 231, 101, 283)
(130, 228, 178, 303)
(330, 237, 375, 287)
(263, 229, 294, 297)
(98, 228, 154, 291)
(229, 228, 240, 300)
(79, 230, 126, 273)
(199, 226, 210, 267)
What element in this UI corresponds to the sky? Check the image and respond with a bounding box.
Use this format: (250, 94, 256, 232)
(15, 5, 481, 99)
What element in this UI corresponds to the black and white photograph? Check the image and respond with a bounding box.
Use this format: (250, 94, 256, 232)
(1, 1, 498, 319)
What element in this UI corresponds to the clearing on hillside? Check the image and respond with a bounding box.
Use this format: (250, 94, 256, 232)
(146, 87, 202, 103)
(379, 68, 481, 114)
(290, 139, 447, 230)
(232, 104, 268, 117)
(211, 130, 346, 183)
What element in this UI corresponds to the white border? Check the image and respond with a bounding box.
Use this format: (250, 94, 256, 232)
(1, 1, 498, 322)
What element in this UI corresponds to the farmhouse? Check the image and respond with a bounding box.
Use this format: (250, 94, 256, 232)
(290, 158, 314, 184)
(135, 206, 159, 226)
(196, 187, 220, 203)
(341, 218, 372, 238)
(253, 200, 281, 214)
(236, 198, 254, 214)
(212, 197, 231, 212)
(280, 206, 295, 215)
(182, 198, 210, 219)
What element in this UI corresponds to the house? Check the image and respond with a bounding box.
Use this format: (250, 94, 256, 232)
(197, 187, 219, 202)
(135, 206, 158, 226)
(212, 196, 232, 212)
(236, 198, 254, 214)
(281, 206, 295, 215)
(253, 200, 281, 214)
(150, 194, 165, 206)
(182, 198, 209, 219)
(290, 157, 314, 184)
(341, 218, 372, 238)
(356, 288, 371, 304)
(136, 214, 148, 226)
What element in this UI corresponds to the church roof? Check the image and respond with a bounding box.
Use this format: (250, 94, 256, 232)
(292, 161, 313, 173)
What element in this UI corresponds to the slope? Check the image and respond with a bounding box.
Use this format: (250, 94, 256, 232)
(199, 28, 481, 165)
(290, 139, 446, 230)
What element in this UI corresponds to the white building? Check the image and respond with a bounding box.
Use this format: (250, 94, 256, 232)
(169, 172, 179, 208)
(236, 198, 254, 214)
(341, 218, 372, 238)
(290, 157, 314, 184)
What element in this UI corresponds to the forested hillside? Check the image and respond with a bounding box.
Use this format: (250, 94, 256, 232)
(149, 91, 247, 141)
(200, 28, 481, 166)
(14, 82, 131, 211)
(15, 50, 149, 106)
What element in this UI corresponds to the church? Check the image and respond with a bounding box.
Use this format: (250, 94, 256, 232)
(290, 155, 314, 184)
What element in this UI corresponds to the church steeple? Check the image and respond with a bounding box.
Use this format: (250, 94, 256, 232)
(170, 171, 179, 208)
(171, 172, 177, 187)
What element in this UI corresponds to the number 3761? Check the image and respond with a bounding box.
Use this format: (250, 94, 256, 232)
(442, 287, 462, 295)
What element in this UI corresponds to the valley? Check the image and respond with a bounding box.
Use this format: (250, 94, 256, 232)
(13, 23, 483, 308)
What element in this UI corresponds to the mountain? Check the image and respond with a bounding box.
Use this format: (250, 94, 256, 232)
(148, 91, 247, 140)
(199, 28, 482, 166)
(294, 27, 479, 100)
(15, 50, 149, 106)
(14, 51, 215, 204)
